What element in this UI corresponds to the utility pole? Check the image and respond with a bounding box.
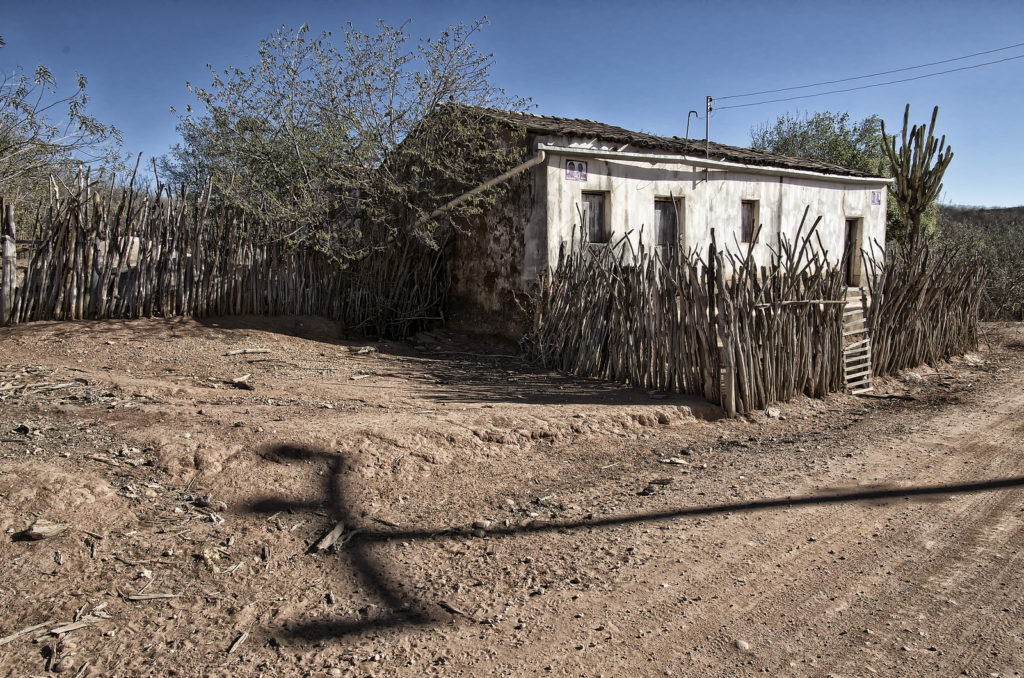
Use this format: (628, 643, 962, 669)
(705, 96, 712, 159)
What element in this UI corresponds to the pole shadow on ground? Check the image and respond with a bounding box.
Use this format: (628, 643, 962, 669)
(243, 442, 1024, 642)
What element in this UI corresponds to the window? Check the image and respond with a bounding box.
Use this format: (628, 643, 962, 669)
(582, 192, 609, 244)
(654, 199, 680, 248)
(740, 200, 758, 243)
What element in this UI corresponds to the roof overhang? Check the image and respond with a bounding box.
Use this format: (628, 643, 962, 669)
(536, 143, 893, 186)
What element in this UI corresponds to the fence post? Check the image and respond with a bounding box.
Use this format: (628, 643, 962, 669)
(705, 232, 718, 401)
(1, 201, 16, 326)
(721, 359, 737, 417)
(707, 228, 736, 415)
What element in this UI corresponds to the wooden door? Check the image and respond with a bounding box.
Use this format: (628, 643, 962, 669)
(844, 218, 861, 286)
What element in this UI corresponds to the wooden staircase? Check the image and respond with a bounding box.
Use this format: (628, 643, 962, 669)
(842, 288, 872, 394)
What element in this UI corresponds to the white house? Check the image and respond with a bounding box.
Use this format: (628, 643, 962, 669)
(444, 106, 890, 336)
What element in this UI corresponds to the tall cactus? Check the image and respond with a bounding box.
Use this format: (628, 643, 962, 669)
(881, 105, 953, 251)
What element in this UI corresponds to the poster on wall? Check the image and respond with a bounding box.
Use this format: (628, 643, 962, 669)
(870, 190, 882, 205)
(565, 160, 588, 182)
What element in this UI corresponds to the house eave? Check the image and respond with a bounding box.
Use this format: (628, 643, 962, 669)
(535, 143, 893, 186)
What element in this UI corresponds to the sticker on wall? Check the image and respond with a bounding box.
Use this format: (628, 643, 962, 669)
(870, 190, 882, 205)
(565, 160, 588, 182)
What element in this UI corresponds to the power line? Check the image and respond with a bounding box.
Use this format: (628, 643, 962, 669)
(713, 53, 1024, 111)
(716, 40, 1024, 101)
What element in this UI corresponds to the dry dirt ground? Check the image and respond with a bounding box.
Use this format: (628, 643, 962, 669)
(1, 316, 1023, 678)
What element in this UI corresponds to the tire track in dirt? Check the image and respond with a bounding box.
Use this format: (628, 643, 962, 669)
(757, 388, 1024, 672)
(498, 350, 1024, 676)
(952, 541, 1024, 676)
(818, 486, 1024, 676)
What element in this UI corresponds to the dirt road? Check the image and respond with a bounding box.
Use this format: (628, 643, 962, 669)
(1, 317, 1022, 677)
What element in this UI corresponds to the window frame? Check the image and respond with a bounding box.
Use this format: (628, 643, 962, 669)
(653, 197, 683, 250)
(581, 191, 610, 245)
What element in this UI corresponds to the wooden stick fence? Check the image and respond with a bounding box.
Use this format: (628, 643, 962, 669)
(0, 174, 448, 337)
(865, 243, 984, 377)
(2, 174, 985, 402)
(531, 211, 985, 415)
(529, 209, 848, 415)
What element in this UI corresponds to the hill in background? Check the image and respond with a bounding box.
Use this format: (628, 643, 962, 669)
(937, 204, 1024, 319)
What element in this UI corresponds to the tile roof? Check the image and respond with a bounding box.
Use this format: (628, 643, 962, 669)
(451, 104, 882, 179)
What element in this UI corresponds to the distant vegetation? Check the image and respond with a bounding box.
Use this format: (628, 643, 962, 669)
(750, 110, 886, 175)
(749, 110, 925, 244)
(0, 35, 123, 235)
(937, 204, 1024, 320)
(160, 19, 527, 259)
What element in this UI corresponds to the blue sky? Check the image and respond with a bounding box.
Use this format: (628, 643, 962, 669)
(3, 0, 1022, 206)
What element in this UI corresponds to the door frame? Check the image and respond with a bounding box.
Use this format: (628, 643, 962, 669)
(843, 217, 864, 287)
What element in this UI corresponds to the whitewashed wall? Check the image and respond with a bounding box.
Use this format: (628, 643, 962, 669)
(525, 136, 889, 284)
